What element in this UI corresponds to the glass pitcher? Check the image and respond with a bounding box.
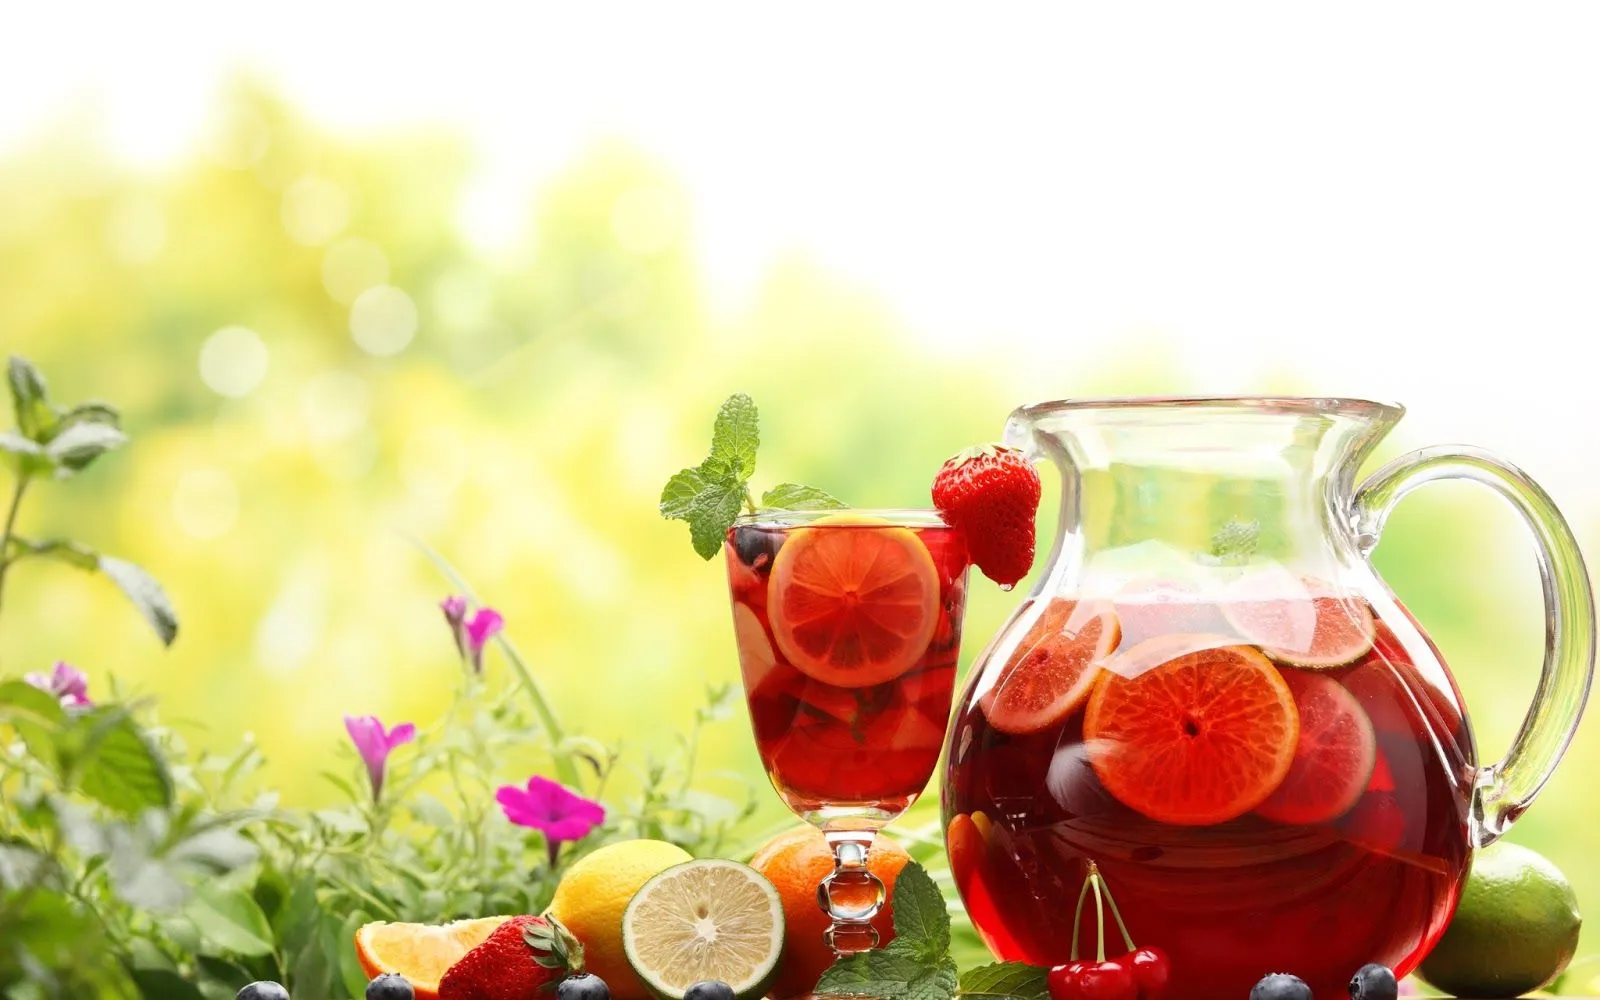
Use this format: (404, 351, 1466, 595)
(941, 397, 1594, 1000)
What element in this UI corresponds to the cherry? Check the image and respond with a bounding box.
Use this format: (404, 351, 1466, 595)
(1076, 960, 1137, 1000)
(1048, 961, 1091, 1000)
(1123, 946, 1171, 1000)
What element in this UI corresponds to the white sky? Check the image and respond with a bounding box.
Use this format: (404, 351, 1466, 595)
(3, 1, 1600, 509)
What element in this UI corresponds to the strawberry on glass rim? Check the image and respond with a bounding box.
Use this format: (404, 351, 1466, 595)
(931, 444, 1042, 588)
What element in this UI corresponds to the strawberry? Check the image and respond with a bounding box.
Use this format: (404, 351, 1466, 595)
(439, 914, 583, 1000)
(931, 444, 1041, 587)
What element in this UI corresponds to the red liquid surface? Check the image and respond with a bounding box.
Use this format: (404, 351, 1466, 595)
(943, 592, 1475, 1000)
(728, 521, 969, 818)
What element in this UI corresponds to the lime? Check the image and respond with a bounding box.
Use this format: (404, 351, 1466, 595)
(1418, 840, 1581, 998)
(548, 839, 694, 1000)
(622, 859, 785, 1000)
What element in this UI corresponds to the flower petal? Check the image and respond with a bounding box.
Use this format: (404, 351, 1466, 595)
(385, 722, 417, 750)
(541, 815, 602, 841)
(344, 715, 387, 768)
(465, 608, 504, 652)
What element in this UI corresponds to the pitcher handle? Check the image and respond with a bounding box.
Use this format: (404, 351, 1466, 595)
(1351, 446, 1596, 848)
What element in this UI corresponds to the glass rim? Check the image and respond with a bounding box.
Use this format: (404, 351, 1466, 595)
(1013, 394, 1405, 422)
(731, 507, 952, 528)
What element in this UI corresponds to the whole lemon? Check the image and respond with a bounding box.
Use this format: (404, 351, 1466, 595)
(1419, 840, 1581, 999)
(548, 840, 693, 999)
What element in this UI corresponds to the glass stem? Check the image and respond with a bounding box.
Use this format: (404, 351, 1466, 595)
(818, 831, 885, 956)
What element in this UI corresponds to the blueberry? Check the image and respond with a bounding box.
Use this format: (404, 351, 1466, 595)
(1250, 973, 1312, 1000)
(559, 973, 612, 1000)
(236, 984, 290, 1000)
(366, 973, 414, 1000)
(683, 981, 737, 1000)
(1348, 964, 1396, 1000)
(732, 528, 781, 570)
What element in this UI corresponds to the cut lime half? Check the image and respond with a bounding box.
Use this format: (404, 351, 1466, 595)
(621, 859, 785, 1000)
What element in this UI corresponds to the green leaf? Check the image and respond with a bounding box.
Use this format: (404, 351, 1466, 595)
(688, 477, 747, 560)
(0, 429, 49, 476)
(54, 401, 121, 433)
(45, 421, 127, 475)
(886, 860, 950, 962)
(0, 679, 68, 774)
(1209, 517, 1259, 564)
(73, 707, 175, 815)
(339, 910, 373, 998)
(4, 536, 100, 570)
(659, 465, 710, 520)
(759, 482, 846, 511)
(8, 356, 52, 439)
(99, 556, 180, 646)
(184, 883, 276, 957)
(958, 963, 1052, 1000)
(131, 968, 205, 1000)
(710, 393, 759, 480)
(0, 838, 48, 889)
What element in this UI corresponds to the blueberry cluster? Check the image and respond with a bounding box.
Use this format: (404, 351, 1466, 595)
(234, 972, 418, 1000)
(1247, 962, 1398, 1000)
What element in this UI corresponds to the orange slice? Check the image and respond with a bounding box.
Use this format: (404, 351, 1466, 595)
(767, 515, 940, 688)
(355, 917, 510, 999)
(980, 600, 1120, 735)
(1084, 638, 1299, 825)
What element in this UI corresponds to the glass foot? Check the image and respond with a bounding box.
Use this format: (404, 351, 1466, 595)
(817, 836, 885, 956)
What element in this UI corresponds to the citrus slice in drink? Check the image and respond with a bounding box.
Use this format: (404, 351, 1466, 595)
(354, 916, 510, 999)
(1254, 670, 1376, 825)
(980, 599, 1120, 734)
(1222, 572, 1376, 668)
(622, 859, 785, 1000)
(1084, 638, 1299, 825)
(768, 515, 940, 688)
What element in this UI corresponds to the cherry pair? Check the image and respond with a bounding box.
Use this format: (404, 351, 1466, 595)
(1048, 946, 1170, 1000)
(1045, 862, 1170, 1000)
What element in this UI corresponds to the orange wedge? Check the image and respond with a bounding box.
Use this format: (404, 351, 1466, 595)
(767, 515, 940, 688)
(355, 917, 511, 999)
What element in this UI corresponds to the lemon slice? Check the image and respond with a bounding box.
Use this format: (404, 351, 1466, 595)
(621, 859, 785, 1000)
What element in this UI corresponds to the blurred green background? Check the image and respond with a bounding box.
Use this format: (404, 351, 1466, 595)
(1, 82, 1596, 972)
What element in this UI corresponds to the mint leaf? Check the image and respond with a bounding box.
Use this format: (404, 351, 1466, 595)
(1209, 517, 1259, 565)
(711, 393, 759, 480)
(100, 556, 180, 646)
(760, 483, 846, 511)
(660, 466, 712, 521)
(44, 420, 126, 475)
(71, 707, 175, 815)
(958, 963, 1052, 1000)
(688, 478, 747, 560)
(814, 862, 957, 1000)
(887, 858, 950, 962)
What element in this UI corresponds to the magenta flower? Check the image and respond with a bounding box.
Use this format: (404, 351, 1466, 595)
(25, 662, 90, 708)
(344, 714, 415, 801)
(496, 776, 605, 865)
(440, 595, 503, 673)
(465, 608, 503, 672)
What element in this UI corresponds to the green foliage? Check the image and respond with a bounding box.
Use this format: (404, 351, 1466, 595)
(660, 393, 845, 559)
(0, 356, 175, 646)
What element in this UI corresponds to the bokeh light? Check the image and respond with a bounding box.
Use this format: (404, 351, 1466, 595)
(349, 284, 419, 356)
(281, 174, 350, 246)
(198, 325, 270, 398)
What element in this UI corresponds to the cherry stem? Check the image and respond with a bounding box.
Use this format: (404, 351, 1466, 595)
(1098, 870, 1136, 952)
(1090, 870, 1105, 962)
(1070, 874, 1093, 962)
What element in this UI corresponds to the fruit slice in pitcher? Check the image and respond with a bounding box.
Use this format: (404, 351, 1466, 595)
(980, 600, 1120, 734)
(1254, 670, 1377, 824)
(1222, 572, 1376, 667)
(1084, 638, 1299, 825)
(768, 516, 940, 687)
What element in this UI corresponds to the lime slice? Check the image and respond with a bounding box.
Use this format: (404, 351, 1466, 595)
(621, 859, 785, 1000)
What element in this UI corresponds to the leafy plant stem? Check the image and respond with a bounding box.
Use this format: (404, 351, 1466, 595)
(743, 485, 756, 516)
(410, 535, 580, 789)
(0, 472, 31, 615)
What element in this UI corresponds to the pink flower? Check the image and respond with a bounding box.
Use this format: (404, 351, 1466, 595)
(496, 776, 605, 863)
(25, 662, 90, 708)
(465, 608, 503, 673)
(440, 595, 503, 673)
(343, 715, 416, 801)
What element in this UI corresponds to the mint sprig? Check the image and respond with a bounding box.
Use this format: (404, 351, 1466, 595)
(659, 393, 844, 560)
(815, 861, 1047, 1000)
